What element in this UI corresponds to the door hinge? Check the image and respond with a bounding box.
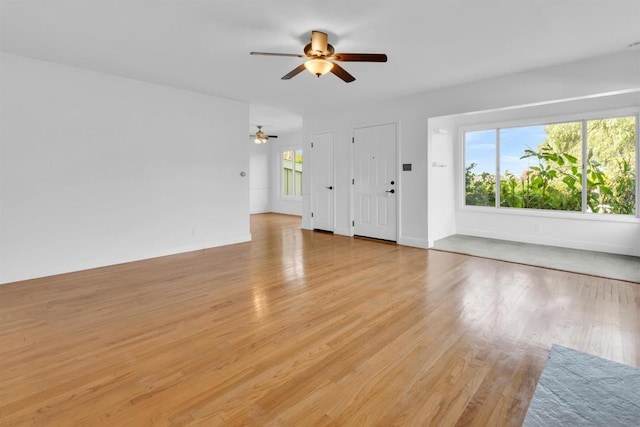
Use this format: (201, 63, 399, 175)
(311, 142, 314, 148)
(352, 178, 355, 185)
(352, 220, 355, 226)
(352, 137, 354, 144)
(311, 212, 314, 217)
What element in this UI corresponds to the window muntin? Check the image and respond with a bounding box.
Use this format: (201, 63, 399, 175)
(463, 114, 637, 216)
(282, 149, 303, 197)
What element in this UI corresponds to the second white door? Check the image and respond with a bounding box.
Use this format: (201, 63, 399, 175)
(353, 123, 397, 241)
(311, 131, 335, 232)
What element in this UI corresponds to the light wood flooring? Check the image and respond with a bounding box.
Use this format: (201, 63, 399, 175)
(1, 213, 639, 426)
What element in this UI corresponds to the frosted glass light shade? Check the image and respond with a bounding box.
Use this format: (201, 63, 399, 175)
(304, 59, 333, 77)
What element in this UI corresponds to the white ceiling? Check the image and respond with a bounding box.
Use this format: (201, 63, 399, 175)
(2, 0, 639, 134)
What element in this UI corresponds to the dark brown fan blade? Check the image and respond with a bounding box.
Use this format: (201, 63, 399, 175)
(250, 52, 305, 58)
(267, 135, 278, 138)
(331, 53, 387, 62)
(330, 63, 356, 83)
(281, 64, 306, 80)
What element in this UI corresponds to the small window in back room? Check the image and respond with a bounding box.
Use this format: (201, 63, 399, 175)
(282, 149, 303, 197)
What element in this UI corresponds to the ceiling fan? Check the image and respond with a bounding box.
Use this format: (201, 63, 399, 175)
(250, 125, 278, 144)
(250, 30, 387, 83)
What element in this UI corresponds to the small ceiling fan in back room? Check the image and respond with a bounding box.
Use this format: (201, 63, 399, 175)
(250, 125, 278, 144)
(250, 30, 388, 83)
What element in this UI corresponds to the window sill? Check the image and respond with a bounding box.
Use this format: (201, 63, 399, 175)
(459, 205, 640, 224)
(278, 195, 303, 201)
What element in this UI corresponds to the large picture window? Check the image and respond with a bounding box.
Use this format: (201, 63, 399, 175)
(282, 149, 303, 197)
(464, 114, 637, 215)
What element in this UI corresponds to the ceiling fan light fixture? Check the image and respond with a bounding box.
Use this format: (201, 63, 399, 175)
(253, 125, 268, 144)
(252, 30, 386, 83)
(304, 58, 333, 77)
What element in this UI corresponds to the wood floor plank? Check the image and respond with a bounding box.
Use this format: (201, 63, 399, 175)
(0, 213, 639, 426)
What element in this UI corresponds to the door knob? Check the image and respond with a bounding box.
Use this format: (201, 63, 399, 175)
(325, 186, 333, 190)
(386, 189, 395, 194)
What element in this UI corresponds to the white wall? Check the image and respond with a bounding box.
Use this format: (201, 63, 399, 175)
(302, 50, 640, 254)
(427, 116, 457, 246)
(0, 53, 251, 284)
(269, 132, 304, 216)
(249, 141, 271, 214)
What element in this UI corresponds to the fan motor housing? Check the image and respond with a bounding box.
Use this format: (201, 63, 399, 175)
(304, 42, 335, 57)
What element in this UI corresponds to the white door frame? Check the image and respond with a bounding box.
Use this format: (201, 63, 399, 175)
(311, 130, 336, 232)
(350, 120, 400, 240)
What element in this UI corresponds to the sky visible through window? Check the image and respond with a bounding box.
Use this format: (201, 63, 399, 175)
(466, 125, 547, 175)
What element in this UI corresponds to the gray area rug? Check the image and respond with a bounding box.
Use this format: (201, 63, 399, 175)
(523, 345, 640, 426)
(432, 235, 640, 283)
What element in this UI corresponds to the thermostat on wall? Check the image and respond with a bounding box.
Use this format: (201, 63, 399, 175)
(402, 163, 412, 171)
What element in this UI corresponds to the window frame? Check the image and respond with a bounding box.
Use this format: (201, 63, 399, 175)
(459, 107, 640, 221)
(279, 147, 303, 200)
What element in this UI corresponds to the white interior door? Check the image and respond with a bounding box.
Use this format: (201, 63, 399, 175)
(311, 131, 334, 232)
(353, 123, 397, 241)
